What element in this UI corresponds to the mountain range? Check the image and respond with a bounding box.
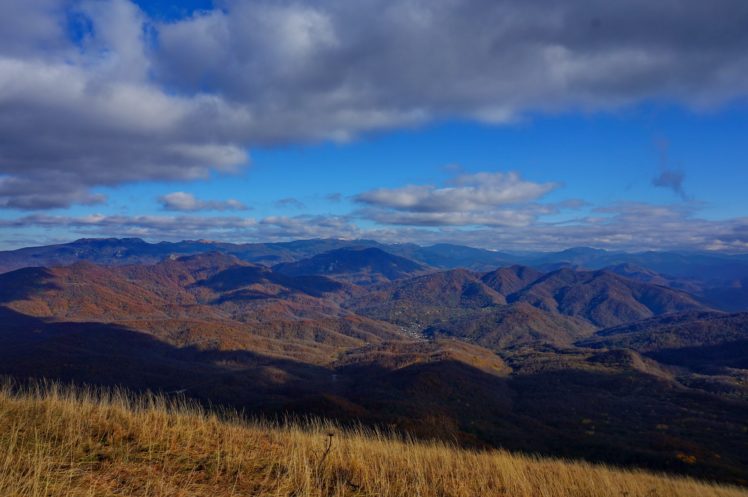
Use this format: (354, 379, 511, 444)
(3, 237, 747, 311)
(0, 238, 747, 483)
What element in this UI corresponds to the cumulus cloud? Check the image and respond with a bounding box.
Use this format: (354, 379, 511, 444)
(155, 0, 748, 126)
(0, 0, 249, 210)
(158, 192, 248, 212)
(357, 172, 557, 212)
(2, 0, 748, 208)
(355, 171, 558, 227)
(0, 174, 107, 209)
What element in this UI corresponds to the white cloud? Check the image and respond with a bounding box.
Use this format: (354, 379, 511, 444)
(355, 171, 558, 227)
(158, 192, 248, 212)
(359, 207, 554, 228)
(357, 172, 557, 211)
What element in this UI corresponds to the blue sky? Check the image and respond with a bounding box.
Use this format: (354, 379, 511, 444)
(89, 106, 747, 219)
(1, 0, 747, 251)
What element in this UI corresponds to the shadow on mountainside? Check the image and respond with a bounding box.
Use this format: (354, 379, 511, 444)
(508, 367, 748, 484)
(0, 267, 61, 303)
(1, 305, 747, 485)
(647, 341, 748, 371)
(0, 306, 334, 408)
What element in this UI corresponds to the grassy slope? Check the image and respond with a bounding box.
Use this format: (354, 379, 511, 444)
(1, 382, 746, 497)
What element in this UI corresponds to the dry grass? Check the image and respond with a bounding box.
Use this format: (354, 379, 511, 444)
(0, 380, 745, 497)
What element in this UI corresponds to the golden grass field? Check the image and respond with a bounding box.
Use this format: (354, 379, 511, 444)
(0, 380, 746, 497)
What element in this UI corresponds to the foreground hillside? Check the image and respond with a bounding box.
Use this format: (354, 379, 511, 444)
(1, 382, 745, 497)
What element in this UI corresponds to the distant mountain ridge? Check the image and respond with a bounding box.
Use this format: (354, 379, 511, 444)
(1, 237, 747, 311)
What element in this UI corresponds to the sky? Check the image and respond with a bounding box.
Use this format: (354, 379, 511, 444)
(1, 0, 747, 252)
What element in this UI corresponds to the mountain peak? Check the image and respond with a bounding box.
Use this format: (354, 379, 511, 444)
(273, 247, 428, 285)
(481, 265, 543, 295)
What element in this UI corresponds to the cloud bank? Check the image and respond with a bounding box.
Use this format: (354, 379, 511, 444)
(3, 201, 747, 253)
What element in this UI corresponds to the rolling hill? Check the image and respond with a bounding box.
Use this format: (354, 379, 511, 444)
(579, 311, 748, 371)
(346, 269, 507, 333)
(0, 254, 404, 365)
(424, 303, 596, 350)
(509, 268, 710, 327)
